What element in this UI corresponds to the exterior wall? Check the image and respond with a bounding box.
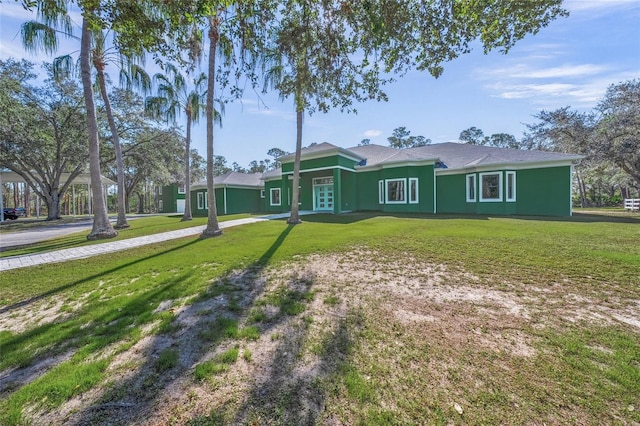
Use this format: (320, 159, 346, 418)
(158, 184, 184, 213)
(380, 165, 435, 213)
(436, 174, 474, 214)
(224, 187, 262, 214)
(191, 187, 263, 216)
(515, 166, 572, 216)
(355, 170, 384, 211)
(264, 179, 292, 213)
(281, 155, 358, 174)
(436, 166, 572, 216)
(341, 170, 357, 212)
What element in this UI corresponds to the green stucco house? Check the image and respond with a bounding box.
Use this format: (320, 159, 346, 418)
(191, 171, 264, 216)
(157, 183, 186, 213)
(190, 142, 582, 217)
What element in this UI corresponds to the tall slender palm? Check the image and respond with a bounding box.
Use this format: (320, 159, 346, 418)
(21, 2, 116, 238)
(201, 13, 223, 237)
(80, 12, 116, 239)
(146, 64, 208, 221)
(91, 30, 151, 228)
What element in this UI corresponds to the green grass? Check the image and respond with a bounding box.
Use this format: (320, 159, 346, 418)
(0, 213, 253, 257)
(0, 211, 638, 425)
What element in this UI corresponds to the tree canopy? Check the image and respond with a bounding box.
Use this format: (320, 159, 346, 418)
(0, 59, 88, 220)
(387, 127, 431, 148)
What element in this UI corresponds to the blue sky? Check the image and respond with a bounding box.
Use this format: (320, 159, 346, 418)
(1, 0, 639, 167)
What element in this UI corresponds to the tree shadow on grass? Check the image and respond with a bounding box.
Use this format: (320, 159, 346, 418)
(59, 224, 297, 425)
(0, 238, 201, 315)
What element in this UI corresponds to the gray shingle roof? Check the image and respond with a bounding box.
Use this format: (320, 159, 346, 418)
(349, 142, 581, 170)
(192, 171, 264, 189)
(407, 142, 582, 170)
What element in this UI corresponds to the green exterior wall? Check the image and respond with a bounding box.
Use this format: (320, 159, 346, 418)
(282, 155, 358, 174)
(355, 170, 383, 211)
(191, 186, 263, 217)
(436, 166, 572, 216)
(158, 184, 185, 213)
(514, 166, 572, 216)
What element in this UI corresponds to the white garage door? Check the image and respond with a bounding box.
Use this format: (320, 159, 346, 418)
(176, 199, 185, 213)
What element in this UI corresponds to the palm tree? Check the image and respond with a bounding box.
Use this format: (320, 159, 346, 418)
(80, 12, 117, 239)
(53, 30, 151, 229)
(200, 13, 224, 238)
(21, 2, 117, 238)
(146, 64, 208, 222)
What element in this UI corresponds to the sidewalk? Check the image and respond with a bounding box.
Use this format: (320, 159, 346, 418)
(0, 213, 312, 272)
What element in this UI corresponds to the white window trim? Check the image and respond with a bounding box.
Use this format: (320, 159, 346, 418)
(158, 200, 163, 211)
(177, 184, 186, 194)
(270, 188, 281, 206)
(466, 173, 476, 203)
(385, 178, 407, 204)
(260, 189, 265, 198)
(479, 172, 503, 202)
(378, 180, 384, 204)
(158, 186, 163, 195)
(506, 171, 516, 202)
(197, 192, 204, 209)
(409, 178, 419, 204)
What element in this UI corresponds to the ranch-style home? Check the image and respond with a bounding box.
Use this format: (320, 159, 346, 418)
(187, 141, 582, 217)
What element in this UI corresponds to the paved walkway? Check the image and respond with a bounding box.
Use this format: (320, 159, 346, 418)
(0, 213, 311, 272)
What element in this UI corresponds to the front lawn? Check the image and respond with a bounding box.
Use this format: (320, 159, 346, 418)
(0, 212, 638, 425)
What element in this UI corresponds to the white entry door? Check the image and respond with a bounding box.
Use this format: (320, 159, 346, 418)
(176, 199, 185, 213)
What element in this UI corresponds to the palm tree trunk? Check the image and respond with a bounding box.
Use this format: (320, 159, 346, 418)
(81, 16, 117, 240)
(96, 66, 129, 229)
(182, 113, 193, 221)
(201, 14, 222, 238)
(287, 108, 303, 224)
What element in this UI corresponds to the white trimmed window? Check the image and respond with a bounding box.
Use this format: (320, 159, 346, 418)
(270, 188, 281, 206)
(378, 180, 384, 204)
(260, 189, 265, 198)
(466, 174, 476, 202)
(177, 184, 186, 194)
(158, 186, 163, 195)
(197, 192, 208, 209)
(506, 171, 516, 202)
(385, 178, 406, 204)
(159, 200, 163, 211)
(409, 178, 419, 204)
(480, 172, 502, 202)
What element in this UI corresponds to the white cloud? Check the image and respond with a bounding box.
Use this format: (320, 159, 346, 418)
(363, 129, 382, 138)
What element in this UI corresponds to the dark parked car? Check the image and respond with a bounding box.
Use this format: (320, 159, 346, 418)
(2, 208, 19, 220)
(15, 207, 27, 217)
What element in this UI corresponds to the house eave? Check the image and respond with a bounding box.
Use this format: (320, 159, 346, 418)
(434, 158, 582, 175)
(355, 158, 439, 171)
(278, 147, 365, 164)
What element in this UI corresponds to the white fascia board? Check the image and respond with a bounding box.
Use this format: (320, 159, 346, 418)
(434, 159, 578, 176)
(282, 165, 356, 175)
(355, 158, 439, 172)
(279, 148, 364, 163)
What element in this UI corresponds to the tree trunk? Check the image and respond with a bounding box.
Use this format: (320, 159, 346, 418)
(182, 113, 193, 221)
(47, 189, 61, 220)
(201, 15, 222, 238)
(137, 191, 144, 213)
(576, 171, 587, 208)
(81, 17, 117, 240)
(96, 62, 129, 229)
(287, 108, 303, 224)
(24, 184, 30, 216)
